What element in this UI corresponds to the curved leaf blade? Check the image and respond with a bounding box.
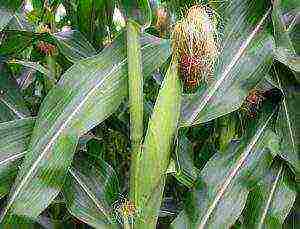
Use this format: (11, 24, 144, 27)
(64, 155, 120, 228)
(0, 32, 170, 221)
(172, 109, 277, 228)
(196, 117, 275, 229)
(272, 0, 300, 77)
(0, 118, 34, 199)
(243, 163, 296, 228)
(54, 29, 97, 63)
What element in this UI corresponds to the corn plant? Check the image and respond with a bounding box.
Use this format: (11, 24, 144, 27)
(0, 0, 299, 228)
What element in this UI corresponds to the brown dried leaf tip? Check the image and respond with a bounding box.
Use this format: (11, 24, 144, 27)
(241, 90, 265, 118)
(172, 5, 219, 89)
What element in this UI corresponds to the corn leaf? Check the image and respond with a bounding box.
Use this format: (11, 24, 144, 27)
(0, 68, 31, 121)
(54, 30, 97, 63)
(64, 154, 120, 228)
(0, 32, 170, 222)
(272, 0, 300, 77)
(172, 109, 277, 228)
(173, 135, 200, 188)
(274, 72, 300, 174)
(0, 118, 120, 227)
(243, 162, 296, 228)
(0, 118, 34, 199)
(0, 0, 23, 31)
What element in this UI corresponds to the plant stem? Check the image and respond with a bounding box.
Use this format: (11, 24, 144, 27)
(127, 20, 143, 207)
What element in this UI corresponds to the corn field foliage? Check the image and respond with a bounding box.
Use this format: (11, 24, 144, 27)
(0, 0, 299, 228)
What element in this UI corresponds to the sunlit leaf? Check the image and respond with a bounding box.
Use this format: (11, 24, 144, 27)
(0, 118, 120, 228)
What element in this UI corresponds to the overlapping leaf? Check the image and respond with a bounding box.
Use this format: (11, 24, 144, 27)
(0, 68, 31, 121)
(0, 117, 120, 227)
(0, 0, 22, 30)
(64, 155, 120, 228)
(272, 0, 300, 77)
(0, 32, 170, 221)
(173, 135, 200, 188)
(275, 73, 300, 174)
(172, 109, 277, 228)
(0, 118, 34, 199)
(243, 162, 296, 228)
(54, 29, 97, 63)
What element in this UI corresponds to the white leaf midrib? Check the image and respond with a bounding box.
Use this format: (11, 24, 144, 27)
(188, 8, 271, 125)
(0, 151, 26, 166)
(257, 164, 283, 229)
(68, 168, 112, 223)
(0, 58, 127, 221)
(198, 113, 274, 229)
(0, 41, 157, 220)
(0, 97, 26, 119)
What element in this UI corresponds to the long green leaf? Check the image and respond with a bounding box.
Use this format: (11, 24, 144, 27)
(272, 0, 300, 77)
(0, 118, 119, 227)
(64, 155, 120, 228)
(180, 0, 273, 126)
(0, 32, 170, 221)
(243, 162, 296, 228)
(54, 29, 97, 63)
(133, 59, 181, 227)
(172, 110, 277, 228)
(9, 60, 50, 76)
(274, 72, 300, 174)
(0, 118, 34, 199)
